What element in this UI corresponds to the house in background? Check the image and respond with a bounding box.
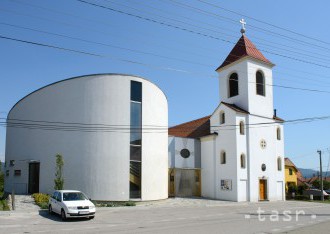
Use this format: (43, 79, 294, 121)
(284, 158, 299, 192)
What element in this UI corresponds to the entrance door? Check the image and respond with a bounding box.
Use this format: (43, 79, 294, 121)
(259, 179, 267, 201)
(28, 162, 40, 194)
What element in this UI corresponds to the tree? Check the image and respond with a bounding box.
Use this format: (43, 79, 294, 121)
(54, 154, 64, 190)
(312, 179, 330, 190)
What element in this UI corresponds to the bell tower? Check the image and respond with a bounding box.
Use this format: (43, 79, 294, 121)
(215, 19, 275, 118)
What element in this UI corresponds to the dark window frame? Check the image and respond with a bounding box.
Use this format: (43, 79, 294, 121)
(229, 73, 239, 97)
(256, 71, 265, 96)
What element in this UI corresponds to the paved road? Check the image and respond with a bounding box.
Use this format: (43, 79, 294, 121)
(1, 200, 330, 233)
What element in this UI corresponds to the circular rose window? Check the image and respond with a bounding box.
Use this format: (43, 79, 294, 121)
(180, 149, 190, 158)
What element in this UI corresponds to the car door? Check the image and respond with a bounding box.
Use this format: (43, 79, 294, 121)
(52, 192, 61, 214)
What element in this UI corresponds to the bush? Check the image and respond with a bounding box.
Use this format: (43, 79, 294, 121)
(0, 199, 9, 211)
(94, 201, 136, 207)
(294, 195, 309, 200)
(32, 193, 50, 209)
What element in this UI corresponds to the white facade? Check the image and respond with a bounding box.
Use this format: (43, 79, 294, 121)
(168, 137, 201, 169)
(200, 56, 285, 202)
(5, 74, 168, 201)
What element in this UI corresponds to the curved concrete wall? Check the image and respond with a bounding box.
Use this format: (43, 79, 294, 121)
(5, 74, 168, 201)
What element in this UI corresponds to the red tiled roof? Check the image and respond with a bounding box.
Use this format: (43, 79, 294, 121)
(216, 35, 274, 71)
(285, 158, 298, 171)
(169, 116, 211, 138)
(221, 102, 249, 114)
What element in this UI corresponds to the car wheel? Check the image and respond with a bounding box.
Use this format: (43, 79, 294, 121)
(61, 209, 66, 221)
(89, 216, 95, 220)
(48, 205, 53, 215)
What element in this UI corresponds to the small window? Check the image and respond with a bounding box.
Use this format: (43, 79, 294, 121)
(10, 160, 15, 166)
(256, 71, 265, 96)
(14, 170, 21, 176)
(240, 154, 246, 168)
(220, 111, 225, 124)
(6, 170, 9, 176)
(220, 151, 226, 164)
(277, 157, 282, 171)
(289, 168, 293, 175)
(229, 73, 239, 97)
(260, 139, 267, 149)
(180, 149, 190, 158)
(131, 80, 142, 102)
(277, 127, 281, 140)
(239, 121, 245, 135)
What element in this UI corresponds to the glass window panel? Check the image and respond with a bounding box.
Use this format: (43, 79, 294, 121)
(130, 145, 141, 161)
(130, 161, 141, 199)
(229, 73, 239, 97)
(256, 71, 265, 96)
(131, 81, 142, 102)
(130, 102, 142, 145)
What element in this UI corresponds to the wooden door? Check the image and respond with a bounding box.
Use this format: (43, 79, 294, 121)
(259, 179, 267, 200)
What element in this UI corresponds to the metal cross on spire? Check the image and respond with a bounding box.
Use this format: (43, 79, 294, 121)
(240, 18, 246, 35)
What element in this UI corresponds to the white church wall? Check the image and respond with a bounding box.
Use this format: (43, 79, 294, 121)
(218, 60, 249, 112)
(275, 124, 285, 201)
(247, 115, 284, 202)
(168, 137, 175, 168)
(5, 74, 168, 201)
(236, 115, 248, 201)
(210, 105, 239, 201)
(174, 137, 198, 169)
(246, 60, 274, 118)
(201, 135, 216, 198)
(141, 78, 168, 201)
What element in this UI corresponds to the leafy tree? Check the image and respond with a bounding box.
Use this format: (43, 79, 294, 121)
(288, 184, 297, 194)
(297, 184, 307, 195)
(54, 154, 64, 190)
(312, 180, 330, 190)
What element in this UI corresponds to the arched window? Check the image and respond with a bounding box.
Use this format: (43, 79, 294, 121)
(277, 127, 281, 140)
(256, 71, 265, 96)
(239, 121, 245, 135)
(220, 151, 226, 164)
(220, 111, 225, 124)
(240, 154, 246, 169)
(277, 157, 282, 171)
(229, 73, 239, 97)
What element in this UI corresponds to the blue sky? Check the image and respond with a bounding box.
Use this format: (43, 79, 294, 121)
(1, 0, 330, 171)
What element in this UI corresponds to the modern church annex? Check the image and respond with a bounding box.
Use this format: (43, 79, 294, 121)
(5, 27, 285, 202)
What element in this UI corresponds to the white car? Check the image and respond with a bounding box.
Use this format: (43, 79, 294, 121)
(48, 190, 96, 220)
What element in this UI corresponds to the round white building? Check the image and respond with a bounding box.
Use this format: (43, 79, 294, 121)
(5, 74, 168, 201)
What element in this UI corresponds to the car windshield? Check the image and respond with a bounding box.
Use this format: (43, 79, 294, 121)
(63, 192, 88, 201)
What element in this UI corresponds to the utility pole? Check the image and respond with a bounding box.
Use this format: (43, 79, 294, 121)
(317, 150, 324, 201)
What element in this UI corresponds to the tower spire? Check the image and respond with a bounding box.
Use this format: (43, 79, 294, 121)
(240, 19, 246, 35)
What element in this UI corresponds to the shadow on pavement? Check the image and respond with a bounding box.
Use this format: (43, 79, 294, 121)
(38, 210, 91, 222)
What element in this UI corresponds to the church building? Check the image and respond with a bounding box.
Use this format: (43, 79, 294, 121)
(169, 22, 285, 202)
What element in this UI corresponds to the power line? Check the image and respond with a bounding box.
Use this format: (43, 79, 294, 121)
(104, 0, 330, 64)
(0, 22, 212, 68)
(6, 0, 330, 75)
(171, 0, 330, 52)
(4, 34, 330, 95)
(76, 0, 330, 69)
(197, 0, 330, 46)
(12, 0, 330, 65)
(1, 114, 330, 131)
